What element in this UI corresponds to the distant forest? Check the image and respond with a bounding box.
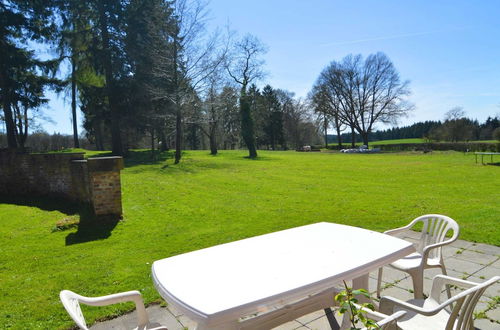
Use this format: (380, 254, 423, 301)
(328, 116, 500, 145)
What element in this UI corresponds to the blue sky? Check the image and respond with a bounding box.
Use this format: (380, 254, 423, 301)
(42, 0, 500, 134)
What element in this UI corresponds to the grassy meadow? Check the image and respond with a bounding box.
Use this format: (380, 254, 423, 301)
(0, 150, 499, 329)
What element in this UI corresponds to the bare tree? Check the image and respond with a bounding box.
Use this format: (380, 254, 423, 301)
(445, 106, 466, 120)
(319, 52, 413, 146)
(149, 0, 228, 163)
(226, 34, 267, 158)
(442, 107, 474, 142)
(187, 71, 223, 155)
(309, 81, 345, 149)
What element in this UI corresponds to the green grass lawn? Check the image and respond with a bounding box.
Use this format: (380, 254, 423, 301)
(1, 150, 499, 329)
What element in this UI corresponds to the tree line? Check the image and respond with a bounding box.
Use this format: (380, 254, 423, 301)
(328, 110, 500, 145)
(0, 0, 322, 160)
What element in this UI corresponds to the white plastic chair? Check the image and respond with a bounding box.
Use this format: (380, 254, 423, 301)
(377, 214, 459, 299)
(378, 275, 500, 330)
(59, 290, 167, 330)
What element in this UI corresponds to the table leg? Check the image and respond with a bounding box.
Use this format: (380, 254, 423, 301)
(324, 307, 340, 330)
(338, 274, 372, 330)
(352, 274, 370, 304)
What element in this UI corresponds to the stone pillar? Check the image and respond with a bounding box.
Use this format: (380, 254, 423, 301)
(87, 157, 124, 216)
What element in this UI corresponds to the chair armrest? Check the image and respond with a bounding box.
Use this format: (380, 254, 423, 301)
(431, 275, 477, 292)
(76, 291, 149, 327)
(371, 310, 406, 328)
(421, 237, 457, 261)
(352, 304, 406, 329)
(384, 225, 412, 236)
(75, 290, 143, 306)
(429, 274, 481, 301)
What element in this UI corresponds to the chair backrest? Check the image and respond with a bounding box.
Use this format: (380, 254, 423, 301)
(444, 276, 500, 330)
(408, 214, 459, 260)
(60, 290, 88, 330)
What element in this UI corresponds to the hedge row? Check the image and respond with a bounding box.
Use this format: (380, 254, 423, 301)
(371, 142, 500, 152)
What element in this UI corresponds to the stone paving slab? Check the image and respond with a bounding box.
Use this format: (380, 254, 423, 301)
(90, 237, 500, 330)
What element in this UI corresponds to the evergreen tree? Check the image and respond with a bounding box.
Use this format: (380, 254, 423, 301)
(261, 85, 283, 150)
(0, 0, 59, 149)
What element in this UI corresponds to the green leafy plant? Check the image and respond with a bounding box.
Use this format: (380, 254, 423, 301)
(334, 281, 379, 329)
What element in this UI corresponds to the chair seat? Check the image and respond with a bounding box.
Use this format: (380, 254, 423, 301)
(389, 252, 441, 271)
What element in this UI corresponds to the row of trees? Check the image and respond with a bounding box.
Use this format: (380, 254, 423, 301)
(1, 0, 322, 159)
(426, 108, 500, 142)
(8, 2, 494, 157)
(168, 83, 321, 154)
(328, 113, 500, 145)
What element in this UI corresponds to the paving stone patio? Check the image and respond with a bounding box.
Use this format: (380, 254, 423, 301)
(90, 232, 500, 330)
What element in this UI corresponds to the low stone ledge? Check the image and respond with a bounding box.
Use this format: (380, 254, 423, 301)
(0, 152, 124, 217)
(87, 156, 124, 172)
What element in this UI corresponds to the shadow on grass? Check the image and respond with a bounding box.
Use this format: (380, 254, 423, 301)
(0, 194, 119, 245)
(65, 209, 120, 245)
(122, 150, 174, 167)
(85, 149, 174, 168)
(88, 149, 279, 176)
(0, 194, 79, 215)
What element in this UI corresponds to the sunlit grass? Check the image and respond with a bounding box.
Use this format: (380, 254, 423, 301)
(0, 149, 498, 328)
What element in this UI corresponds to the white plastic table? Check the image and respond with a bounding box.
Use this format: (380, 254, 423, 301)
(152, 222, 415, 330)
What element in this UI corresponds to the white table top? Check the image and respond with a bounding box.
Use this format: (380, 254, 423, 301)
(152, 222, 415, 326)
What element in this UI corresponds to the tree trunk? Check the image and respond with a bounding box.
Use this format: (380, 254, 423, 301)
(362, 132, 369, 147)
(240, 87, 257, 158)
(71, 58, 80, 148)
(208, 102, 218, 155)
(334, 114, 342, 149)
(336, 127, 342, 149)
(0, 69, 17, 149)
(209, 133, 217, 155)
(351, 126, 356, 147)
(160, 127, 168, 151)
(323, 113, 328, 149)
(95, 120, 104, 150)
(208, 117, 218, 155)
(174, 105, 182, 163)
(98, 2, 123, 156)
(150, 128, 156, 160)
(172, 31, 182, 164)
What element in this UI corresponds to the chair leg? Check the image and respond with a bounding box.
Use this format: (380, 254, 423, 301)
(440, 264, 452, 300)
(409, 270, 424, 299)
(377, 267, 383, 298)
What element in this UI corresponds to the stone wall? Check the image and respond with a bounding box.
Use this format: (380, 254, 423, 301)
(0, 150, 124, 216)
(87, 157, 124, 216)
